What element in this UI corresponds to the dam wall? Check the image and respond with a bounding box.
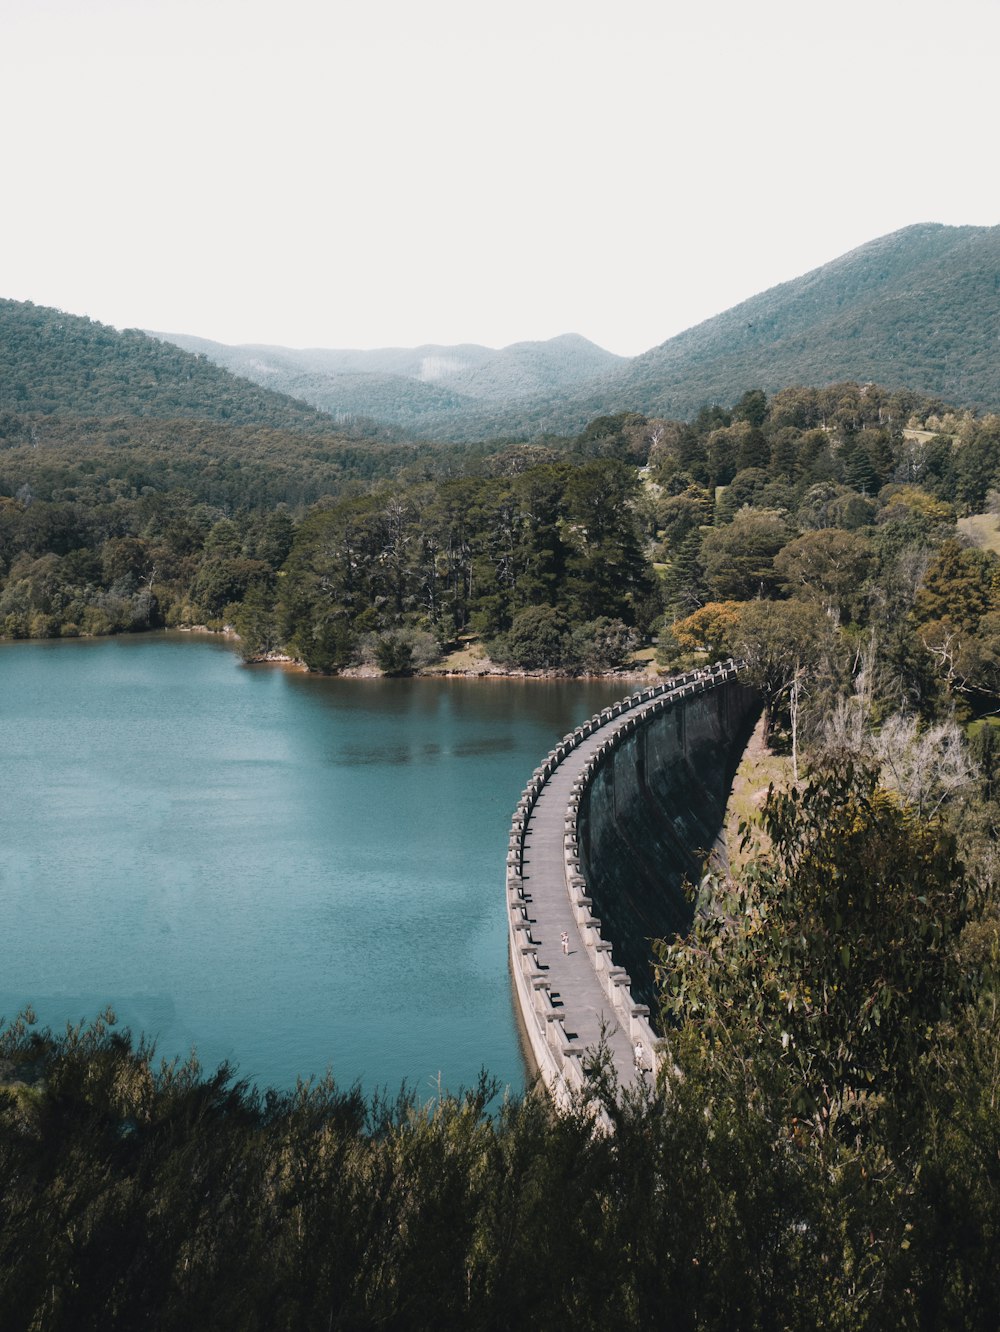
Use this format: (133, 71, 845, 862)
(506, 663, 759, 1103)
(576, 678, 760, 1013)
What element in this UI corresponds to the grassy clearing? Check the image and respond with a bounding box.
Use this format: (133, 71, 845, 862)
(958, 512, 1000, 555)
(425, 638, 491, 673)
(631, 646, 659, 674)
(425, 638, 661, 677)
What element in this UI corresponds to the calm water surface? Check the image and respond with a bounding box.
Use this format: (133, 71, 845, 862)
(0, 635, 625, 1096)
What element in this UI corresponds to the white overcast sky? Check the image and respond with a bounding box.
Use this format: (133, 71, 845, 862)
(1, 0, 998, 356)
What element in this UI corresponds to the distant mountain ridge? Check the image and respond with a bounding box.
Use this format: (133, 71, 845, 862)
(153, 334, 498, 384)
(408, 222, 1000, 439)
(0, 300, 454, 512)
(149, 330, 626, 428)
(7, 222, 1000, 446)
(151, 223, 1000, 439)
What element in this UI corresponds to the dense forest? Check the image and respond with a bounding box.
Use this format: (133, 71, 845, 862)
(0, 301, 349, 431)
(3, 349, 1000, 1324)
(585, 223, 1000, 427)
(2, 378, 998, 719)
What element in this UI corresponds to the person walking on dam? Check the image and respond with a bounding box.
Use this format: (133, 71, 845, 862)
(561, 931, 569, 954)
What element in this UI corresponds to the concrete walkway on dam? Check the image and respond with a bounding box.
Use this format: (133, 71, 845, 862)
(508, 661, 756, 1107)
(520, 726, 644, 1090)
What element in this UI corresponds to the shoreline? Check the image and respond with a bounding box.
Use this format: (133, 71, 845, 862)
(1, 622, 663, 685)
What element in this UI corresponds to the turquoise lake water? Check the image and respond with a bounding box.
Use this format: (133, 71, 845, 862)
(0, 635, 625, 1098)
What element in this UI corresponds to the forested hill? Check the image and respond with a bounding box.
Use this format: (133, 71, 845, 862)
(0, 300, 336, 432)
(588, 222, 1000, 422)
(267, 222, 996, 442)
(28, 223, 998, 444)
(9, 222, 1000, 446)
(153, 224, 1000, 441)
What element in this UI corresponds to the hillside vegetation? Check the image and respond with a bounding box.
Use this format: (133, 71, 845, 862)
(0, 300, 335, 431)
(516, 223, 1000, 437)
(601, 222, 1000, 420)
(267, 369, 478, 427)
(0, 299, 480, 511)
(19, 223, 1000, 446)
(451, 222, 1000, 440)
(161, 223, 998, 442)
(3, 376, 999, 717)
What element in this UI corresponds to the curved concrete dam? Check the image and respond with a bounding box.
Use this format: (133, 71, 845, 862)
(506, 662, 760, 1102)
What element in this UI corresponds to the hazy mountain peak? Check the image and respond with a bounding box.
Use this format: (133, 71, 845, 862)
(147, 329, 624, 422)
(418, 354, 475, 382)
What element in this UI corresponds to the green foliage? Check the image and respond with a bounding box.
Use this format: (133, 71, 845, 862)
(914, 538, 997, 633)
(0, 300, 334, 430)
(572, 411, 653, 463)
(374, 633, 415, 675)
(773, 527, 874, 622)
(274, 459, 656, 672)
(732, 388, 769, 429)
(491, 605, 572, 669)
(655, 756, 1000, 1320)
(2, 351, 999, 722)
(724, 598, 842, 744)
(652, 484, 714, 547)
(968, 718, 1000, 803)
(953, 418, 1000, 511)
(192, 556, 273, 620)
(229, 586, 283, 661)
(568, 617, 637, 673)
(490, 611, 637, 674)
(638, 381, 1000, 718)
(664, 767, 968, 1129)
(293, 617, 358, 675)
(700, 507, 791, 600)
(669, 600, 743, 659)
(911, 538, 1000, 705)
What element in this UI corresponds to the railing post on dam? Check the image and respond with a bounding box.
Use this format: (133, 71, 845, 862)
(505, 660, 759, 1109)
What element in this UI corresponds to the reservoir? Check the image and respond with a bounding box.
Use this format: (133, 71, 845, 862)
(0, 634, 625, 1097)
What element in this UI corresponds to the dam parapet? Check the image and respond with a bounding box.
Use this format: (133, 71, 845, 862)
(506, 662, 759, 1106)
